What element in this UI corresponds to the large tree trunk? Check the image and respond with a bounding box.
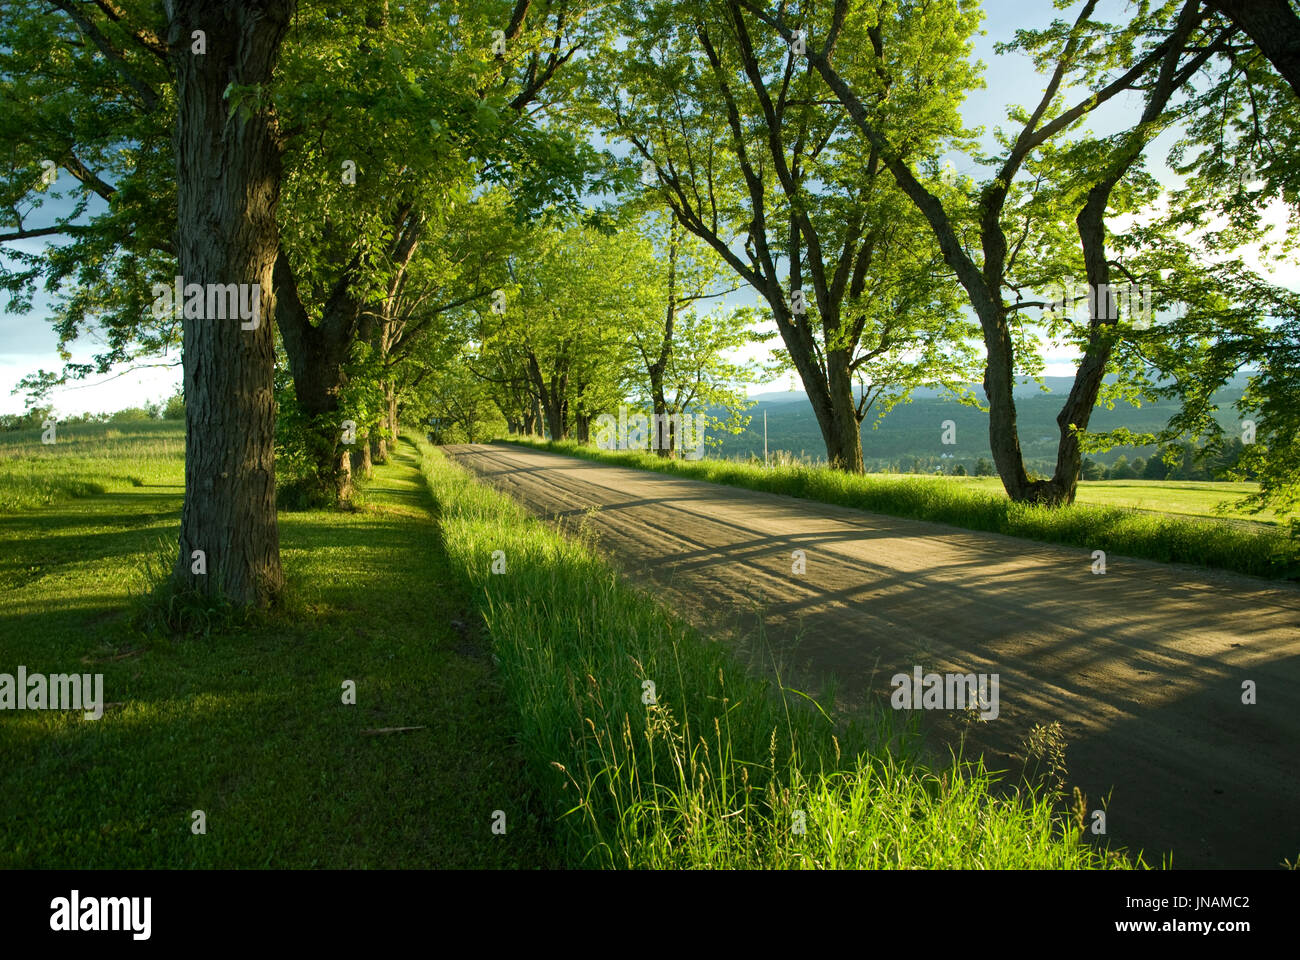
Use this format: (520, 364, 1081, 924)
(774, 298, 864, 473)
(295, 373, 352, 503)
(385, 383, 399, 443)
(169, 0, 293, 608)
(978, 306, 1044, 502)
(298, 374, 352, 503)
(650, 385, 674, 458)
(273, 253, 355, 504)
(355, 428, 373, 478)
(541, 397, 565, 440)
(825, 349, 865, 472)
(772, 214, 866, 473)
(1210, 1, 1300, 98)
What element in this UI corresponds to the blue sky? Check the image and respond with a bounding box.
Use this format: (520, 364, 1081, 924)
(2, 1, 1292, 415)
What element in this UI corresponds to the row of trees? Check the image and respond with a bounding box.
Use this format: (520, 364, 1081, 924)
(4, 1, 1300, 608)
(438, 205, 759, 453)
(1083, 438, 1258, 482)
(0, 393, 183, 431)
(594, 0, 1300, 511)
(4, 0, 610, 606)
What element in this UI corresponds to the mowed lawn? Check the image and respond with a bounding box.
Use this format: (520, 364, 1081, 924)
(0, 425, 556, 868)
(938, 475, 1281, 526)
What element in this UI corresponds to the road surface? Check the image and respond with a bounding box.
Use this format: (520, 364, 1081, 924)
(444, 442, 1300, 868)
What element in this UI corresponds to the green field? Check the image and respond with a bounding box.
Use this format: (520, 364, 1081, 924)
(0, 420, 185, 512)
(889, 475, 1280, 527)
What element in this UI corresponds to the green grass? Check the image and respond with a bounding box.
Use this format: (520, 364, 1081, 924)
(505, 438, 1299, 580)
(0, 421, 1148, 868)
(0, 420, 184, 512)
(950, 475, 1284, 526)
(416, 439, 1139, 868)
(0, 428, 556, 868)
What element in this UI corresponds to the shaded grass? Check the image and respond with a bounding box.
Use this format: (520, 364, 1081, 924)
(417, 439, 1136, 868)
(0, 432, 556, 868)
(506, 438, 1298, 580)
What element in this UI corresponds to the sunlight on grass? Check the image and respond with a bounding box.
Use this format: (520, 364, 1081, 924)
(418, 439, 1137, 869)
(507, 438, 1297, 579)
(0, 421, 184, 512)
(0, 436, 556, 869)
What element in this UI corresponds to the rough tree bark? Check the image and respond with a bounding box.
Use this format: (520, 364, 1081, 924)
(354, 427, 373, 478)
(273, 251, 358, 504)
(1209, 0, 1300, 98)
(168, 0, 293, 607)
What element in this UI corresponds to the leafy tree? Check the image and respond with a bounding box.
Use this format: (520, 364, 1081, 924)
(974, 457, 995, 477)
(1163, 441, 1208, 480)
(269, 1, 605, 503)
(415, 358, 508, 444)
(623, 207, 756, 456)
(1110, 455, 1137, 480)
(1142, 453, 1169, 480)
(473, 219, 648, 440)
(745, 0, 1243, 504)
(163, 390, 185, 420)
(2, 1, 604, 603)
(3, 0, 293, 605)
(590, 0, 981, 471)
(1142, 9, 1300, 514)
(0, 406, 53, 432)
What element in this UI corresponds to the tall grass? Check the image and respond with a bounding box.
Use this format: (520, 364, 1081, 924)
(416, 439, 1135, 868)
(507, 438, 1297, 580)
(0, 421, 184, 512)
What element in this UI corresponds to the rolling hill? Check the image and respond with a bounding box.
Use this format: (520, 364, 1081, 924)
(712, 376, 1248, 473)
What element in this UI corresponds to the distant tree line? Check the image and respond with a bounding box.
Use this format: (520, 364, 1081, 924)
(807, 442, 1258, 482)
(0, 392, 184, 431)
(1081, 440, 1256, 483)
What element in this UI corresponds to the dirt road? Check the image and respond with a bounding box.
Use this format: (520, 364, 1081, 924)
(444, 443, 1300, 868)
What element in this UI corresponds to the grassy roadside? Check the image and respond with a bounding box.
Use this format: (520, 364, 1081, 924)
(504, 437, 1298, 580)
(0, 431, 555, 868)
(416, 439, 1136, 868)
